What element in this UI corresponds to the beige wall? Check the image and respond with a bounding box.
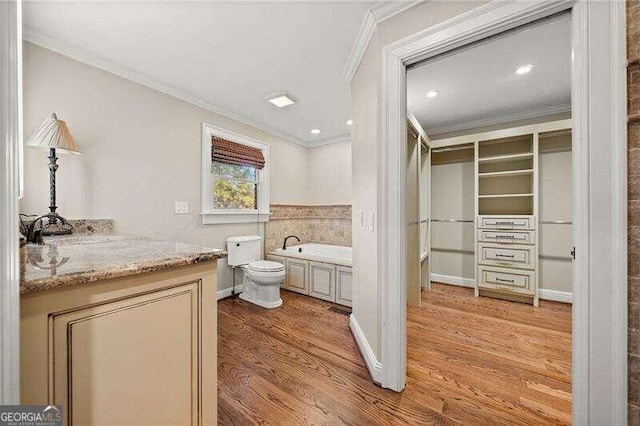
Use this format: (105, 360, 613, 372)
(350, 1, 486, 360)
(307, 142, 352, 205)
(21, 43, 350, 291)
(430, 159, 475, 280)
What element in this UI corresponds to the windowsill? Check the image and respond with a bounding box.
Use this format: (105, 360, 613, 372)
(201, 211, 271, 225)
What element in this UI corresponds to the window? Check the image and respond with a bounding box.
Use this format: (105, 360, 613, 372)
(212, 162, 258, 210)
(201, 123, 270, 224)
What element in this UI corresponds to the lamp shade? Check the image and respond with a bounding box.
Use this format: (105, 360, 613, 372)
(26, 113, 81, 154)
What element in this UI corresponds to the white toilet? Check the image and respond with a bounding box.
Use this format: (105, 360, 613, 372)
(226, 236, 285, 309)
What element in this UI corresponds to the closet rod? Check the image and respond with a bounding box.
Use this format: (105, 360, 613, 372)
(541, 220, 572, 225)
(431, 219, 474, 223)
(539, 147, 572, 154)
(431, 144, 474, 153)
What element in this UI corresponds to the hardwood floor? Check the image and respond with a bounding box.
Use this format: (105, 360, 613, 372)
(218, 283, 572, 425)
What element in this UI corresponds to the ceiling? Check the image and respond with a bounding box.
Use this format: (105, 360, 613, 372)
(407, 13, 571, 138)
(23, 1, 378, 146)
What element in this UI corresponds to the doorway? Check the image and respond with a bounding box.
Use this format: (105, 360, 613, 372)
(403, 14, 573, 422)
(383, 1, 627, 423)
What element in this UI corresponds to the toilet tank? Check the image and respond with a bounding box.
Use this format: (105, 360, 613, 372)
(227, 235, 262, 266)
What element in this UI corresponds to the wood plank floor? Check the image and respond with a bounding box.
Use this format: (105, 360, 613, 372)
(218, 283, 572, 425)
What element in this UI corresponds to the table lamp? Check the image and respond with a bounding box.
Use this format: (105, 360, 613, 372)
(26, 113, 81, 235)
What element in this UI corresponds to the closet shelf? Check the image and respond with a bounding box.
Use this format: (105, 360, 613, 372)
(478, 169, 533, 178)
(477, 152, 533, 164)
(478, 193, 534, 198)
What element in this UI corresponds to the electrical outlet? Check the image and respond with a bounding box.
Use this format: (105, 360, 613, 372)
(174, 201, 189, 214)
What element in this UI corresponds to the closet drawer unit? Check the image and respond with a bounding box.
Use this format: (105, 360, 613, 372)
(478, 266, 534, 295)
(477, 229, 534, 245)
(479, 216, 534, 230)
(478, 243, 535, 269)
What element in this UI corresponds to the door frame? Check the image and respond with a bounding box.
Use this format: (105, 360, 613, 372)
(0, 0, 22, 404)
(380, 0, 627, 423)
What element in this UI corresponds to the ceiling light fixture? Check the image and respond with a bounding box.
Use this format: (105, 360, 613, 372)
(310, 129, 321, 134)
(346, 119, 353, 126)
(426, 90, 439, 98)
(266, 91, 296, 108)
(515, 64, 533, 75)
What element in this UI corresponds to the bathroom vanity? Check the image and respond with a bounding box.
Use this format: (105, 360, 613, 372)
(20, 232, 225, 426)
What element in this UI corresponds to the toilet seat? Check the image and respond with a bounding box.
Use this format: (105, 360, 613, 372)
(248, 260, 285, 273)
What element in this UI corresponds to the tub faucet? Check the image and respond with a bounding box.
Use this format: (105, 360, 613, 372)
(282, 235, 301, 250)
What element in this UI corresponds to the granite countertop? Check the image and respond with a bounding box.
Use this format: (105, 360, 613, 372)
(21, 234, 227, 295)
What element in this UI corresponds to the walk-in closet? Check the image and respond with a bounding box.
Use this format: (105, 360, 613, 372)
(402, 10, 573, 423)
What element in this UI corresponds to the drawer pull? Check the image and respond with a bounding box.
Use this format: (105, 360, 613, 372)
(496, 277, 515, 283)
(496, 254, 515, 258)
(495, 221, 515, 225)
(496, 235, 516, 239)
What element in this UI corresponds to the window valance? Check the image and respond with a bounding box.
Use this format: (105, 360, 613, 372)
(212, 136, 265, 169)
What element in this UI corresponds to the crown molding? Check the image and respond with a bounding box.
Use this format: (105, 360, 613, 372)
(308, 134, 351, 148)
(427, 102, 571, 137)
(22, 25, 314, 149)
(342, 0, 425, 84)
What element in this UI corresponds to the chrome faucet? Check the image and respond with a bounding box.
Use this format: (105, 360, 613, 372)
(282, 235, 301, 250)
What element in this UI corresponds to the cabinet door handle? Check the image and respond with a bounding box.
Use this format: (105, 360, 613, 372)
(496, 277, 515, 283)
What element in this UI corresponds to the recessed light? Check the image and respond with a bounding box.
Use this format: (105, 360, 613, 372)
(426, 90, 439, 98)
(346, 119, 353, 126)
(515, 64, 533, 75)
(266, 91, 296, 108)
(310, 129, 321, 134)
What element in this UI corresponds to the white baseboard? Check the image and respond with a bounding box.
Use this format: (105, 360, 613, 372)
(349, 314, 383, 385)
(217, 285, 243, 300)
(430, 273, 475, 288)
(538, 289, 573, 304)
(431, 273, 573, 303)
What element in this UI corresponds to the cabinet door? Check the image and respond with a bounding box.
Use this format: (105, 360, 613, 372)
(336, 266, 353, 307)
(286, 259, 309, 295)
(51, 281, 202, 426)
(267, 254, 287, 289)
(309, 262, 336, 302)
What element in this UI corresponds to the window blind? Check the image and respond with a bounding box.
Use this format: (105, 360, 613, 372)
(211, 136, 265, 169)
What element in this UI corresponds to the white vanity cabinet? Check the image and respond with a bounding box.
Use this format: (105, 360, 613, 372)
(271, 254, 353, 307)
(309, 262, 335, 302)
(285, 258, 310, 295)
(336, 266, 353, 307)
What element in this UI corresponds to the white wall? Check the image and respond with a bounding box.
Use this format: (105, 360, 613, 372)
(350, 1, 486, 360)
(307, 142, 352, 205)
(21, 43, 350, 291)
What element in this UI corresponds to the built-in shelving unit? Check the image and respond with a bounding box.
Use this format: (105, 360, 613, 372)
(432, 118, 572, 306)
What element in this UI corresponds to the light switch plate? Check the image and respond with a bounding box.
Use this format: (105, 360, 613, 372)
(175, 201, 189, 214)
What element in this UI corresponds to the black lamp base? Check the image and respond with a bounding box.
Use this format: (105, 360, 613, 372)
(37, 213, 73, 236)
(40, 213, 73, 236)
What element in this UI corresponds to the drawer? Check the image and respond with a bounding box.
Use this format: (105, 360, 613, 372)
(478, 266, 534, 295)
(479, 216, 533, 230)
(477, 229, 534, 245)
(478, 243, 535, 269)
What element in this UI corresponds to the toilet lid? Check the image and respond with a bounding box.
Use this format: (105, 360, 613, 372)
(248, 260, 285, 272)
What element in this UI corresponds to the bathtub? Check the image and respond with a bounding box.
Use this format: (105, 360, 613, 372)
(272, 243, 352, 267)
(269, 243, 353, 306)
